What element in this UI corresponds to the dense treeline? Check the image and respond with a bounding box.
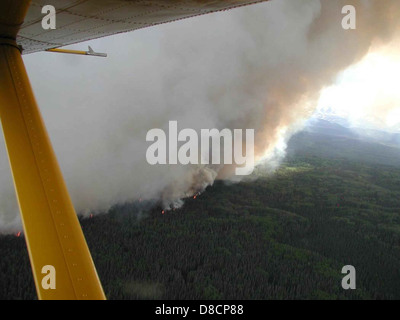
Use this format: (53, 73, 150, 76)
(1, 153, 400, 299)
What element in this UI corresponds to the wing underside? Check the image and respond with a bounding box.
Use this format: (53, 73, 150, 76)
(18, 0, 267, 54)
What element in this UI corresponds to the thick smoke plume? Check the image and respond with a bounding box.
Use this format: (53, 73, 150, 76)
(1, 0, 400, 232)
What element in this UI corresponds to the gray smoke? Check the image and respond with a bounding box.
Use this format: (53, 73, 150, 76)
(1, 0, 400, 232)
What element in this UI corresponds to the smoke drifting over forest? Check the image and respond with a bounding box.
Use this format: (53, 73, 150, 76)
(1, 0, 400, 232)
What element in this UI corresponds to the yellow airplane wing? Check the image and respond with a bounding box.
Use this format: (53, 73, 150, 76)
(0, 0, 106, 300)
(0, 0, 267, 300)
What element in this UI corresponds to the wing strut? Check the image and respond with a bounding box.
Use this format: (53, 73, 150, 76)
(0, 1, 105, 300)
(46, 46, 107, 57)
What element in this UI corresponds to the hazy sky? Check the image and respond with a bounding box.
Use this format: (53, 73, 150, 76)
(317, 39, 400, 130)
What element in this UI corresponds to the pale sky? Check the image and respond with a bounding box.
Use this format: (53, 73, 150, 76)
(316, 40, 400, 131)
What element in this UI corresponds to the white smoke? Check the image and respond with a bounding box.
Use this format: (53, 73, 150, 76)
(1, 0, 400, 232)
